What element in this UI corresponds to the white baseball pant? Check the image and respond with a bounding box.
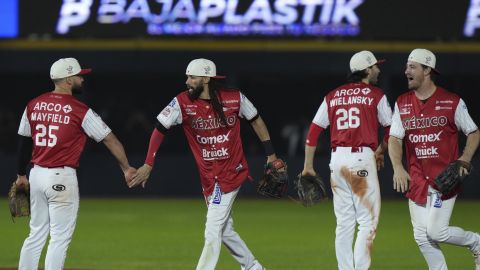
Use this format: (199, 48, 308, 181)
(19, 165, 79, 270)
(409, 186, 480, 270)
(330, 147, 380, 270)
(196, 183, 264, 270)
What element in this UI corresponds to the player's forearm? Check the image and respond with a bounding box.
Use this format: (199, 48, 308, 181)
(16, 135, 32, 176)
(377, 140, 388, 154)
(250, 116, 277, 161)
(304, 145, 316, 170)
(459, 129, 480, 163)
(144, 128, 165, 167)
(102, 133, 130, 172)
(388, 136, 404, 171)
(250, 116, 271, 142)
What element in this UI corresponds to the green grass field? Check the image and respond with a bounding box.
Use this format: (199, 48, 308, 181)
(1, 199, 479, 269)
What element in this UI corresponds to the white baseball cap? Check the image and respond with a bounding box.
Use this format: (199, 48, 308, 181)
(349, 50, 385, 73)
(408, 48, 439, 73)
(50, 58, 92, 79)
(186, 58, 226, 79)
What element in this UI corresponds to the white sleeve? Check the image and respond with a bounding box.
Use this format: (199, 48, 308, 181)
(454, 99, 478, 135)
(312, 98, 329, 128)
(157, 97, 182, 129)
(239, 92, 258, 120)
(17, 107, 31, 137)
(82, 109, 112, 142)
(377, 95, 393, 127)
(389, 102, 405, 139)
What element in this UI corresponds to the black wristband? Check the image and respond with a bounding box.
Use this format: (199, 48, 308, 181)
(262, 140, 275, 156)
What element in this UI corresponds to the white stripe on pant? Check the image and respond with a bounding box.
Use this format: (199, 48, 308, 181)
(19, 165, 79, 270)
(196, 183, 264, 270)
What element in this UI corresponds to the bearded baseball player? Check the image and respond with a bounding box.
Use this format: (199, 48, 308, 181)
(301, 51, 392, 270)
(128, 58, 279, 270)
(389, 48, 480, 270)
(15, 58, 135, 270)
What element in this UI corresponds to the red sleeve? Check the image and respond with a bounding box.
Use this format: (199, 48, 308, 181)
(144, 129, 165, 167)
(306, 123, 325, 147)
(383, 126, 390, 145)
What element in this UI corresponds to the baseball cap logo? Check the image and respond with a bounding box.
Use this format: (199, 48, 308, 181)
(67, 65, 73, 74)
(204, 66, 211, 75)
(366, 56, 372, 64)
(425, 56, 432, 65)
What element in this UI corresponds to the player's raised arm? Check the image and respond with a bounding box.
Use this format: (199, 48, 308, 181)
(102, 132, 136, 183)
(128, 127, 166, 188)
(129, 97, 182, 188)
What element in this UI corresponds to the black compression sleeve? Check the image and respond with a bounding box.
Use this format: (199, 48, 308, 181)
(154, 120, 168, 134)
(17, 135, 33, 175)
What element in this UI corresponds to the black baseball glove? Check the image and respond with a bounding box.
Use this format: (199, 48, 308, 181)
(434, 160, 472, 195)
(8, 181, 30, 222)
(257, 159, 288, 198)
(294, 173, 328, 207)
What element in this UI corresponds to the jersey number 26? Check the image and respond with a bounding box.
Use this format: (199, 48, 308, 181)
(336, 107, 360, 130)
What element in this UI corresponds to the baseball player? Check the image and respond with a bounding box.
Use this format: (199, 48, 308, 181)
(15, 58, 135, 270)
(128, 58, 278, 270)
(388, 48, 480, 270)
(301, 51, 392, 270)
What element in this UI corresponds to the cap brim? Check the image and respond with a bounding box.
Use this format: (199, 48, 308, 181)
(432, 68, 440, 74)
(78, 68, 92, 75)
(376, 59, 386, 65)
(212, 75, 226, 79)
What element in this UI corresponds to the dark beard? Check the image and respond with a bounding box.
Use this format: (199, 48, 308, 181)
(187, 85, 203, 100)
(72, 82, 84, 95)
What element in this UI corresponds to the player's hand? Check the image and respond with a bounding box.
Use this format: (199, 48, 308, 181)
(266, 154, 278, 163)
(15, 175, 28, 189)
(124, 166, 137, 184)
(129, 164, 152, 188)
(457, 157, 471, 177)
(301, 167, 317, 177)
(374, 148, 385, 171)
(393, 166, 410, 193)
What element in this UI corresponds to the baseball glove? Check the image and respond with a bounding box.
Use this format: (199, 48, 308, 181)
(8, 181, 30, 221)
(434, 160, 472, 195)
(257, 159, 288, 198)
(294, 173, 328, 207)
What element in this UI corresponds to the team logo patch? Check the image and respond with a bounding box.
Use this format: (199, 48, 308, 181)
(212, 184, 222, 204)
(52, 184, 66, 191)
(63, 104, 72, 113)
(433, 194, 443, 208)
(357, 170, 368, 177)
(361, 88, 371, 95)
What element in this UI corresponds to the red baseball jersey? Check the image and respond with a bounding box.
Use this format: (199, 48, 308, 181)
(17, 92, 111, 168)
(312, 82, 392, 150)
(390, 87, 478, 204)
(157, 89, 258, 196)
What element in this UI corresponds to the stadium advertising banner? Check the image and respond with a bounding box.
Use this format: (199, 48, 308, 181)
(3, 0, 480, 40)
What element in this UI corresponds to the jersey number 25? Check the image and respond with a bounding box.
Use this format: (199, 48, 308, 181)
(35, 124, 59, 147)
